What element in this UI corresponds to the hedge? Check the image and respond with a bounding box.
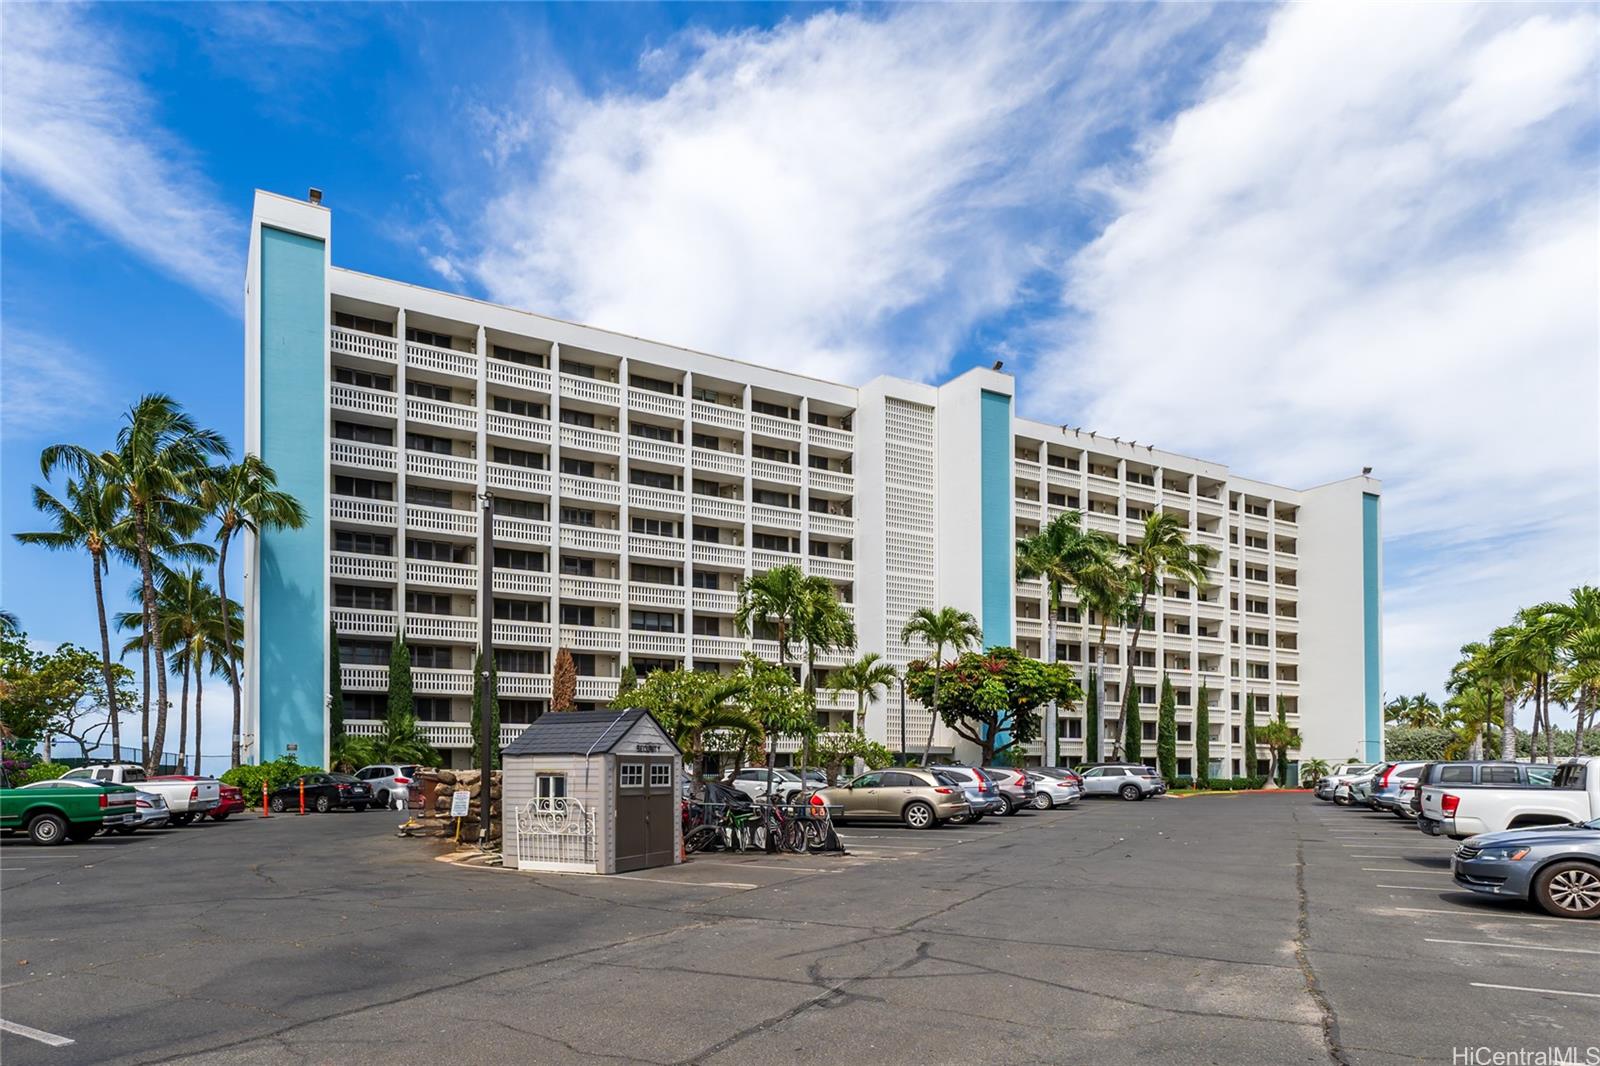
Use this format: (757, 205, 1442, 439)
(220, 756, 322, 807)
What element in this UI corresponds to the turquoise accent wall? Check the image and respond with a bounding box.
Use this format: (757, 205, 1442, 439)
(980, 390, 1014, 753)
(258, 227, 326, 765)
(1361, 492, 1382, 761)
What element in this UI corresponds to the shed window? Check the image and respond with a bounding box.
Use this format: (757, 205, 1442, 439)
(650, 764, 672, 788)
(620, 763, 644, 788)
(536, 773, 566, 801)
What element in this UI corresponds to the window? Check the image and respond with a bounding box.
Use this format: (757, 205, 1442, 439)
(879, 771, 917, 788)
(649, 764, 673, 788)
(501, 699, 541, 724)
(335, 476, 393, 501)
(338, 641, 389, 666)
(494, 446, 545, 469)
(334, 311, 394, 336)
(570, 653, 597, 675)
(690, 385, 723, 404)
(559, 360, 597, 379)
(334, 366, 392, 391)
(560, 507, 597, 527)
(1231, 726, 1242, 744)
(751, 400, 793, 419)
(752, 533, 795, 553)
(414, 697, 452, 721)
(493, 599, 546, 622)
(630, 421, 679, 442)
(630, 517, 679, 539)
(560, 457, 595, 478)
(631, 610, 680, 633)
(406, 432, 455, 456)
(405, 485, 453, 508)
(851, 773, 882, 788)
(405, 379, 454, 402)
(406, 327, 460, 349)
(632, 563, 679, 585)
(559, 408, 596, 428)
(335, 422, 394, 446)
(335, 585, 393, 611)
(620, 763, 644, 788)
(495, 548, 544, 571)
(411, 645, 455, 669)
(1177, 723, 1191, 742)
(495, 649, 545, 673)
(493, 496, 544, 520)
(632, 657, 676, 676)
(536, 773, 567, 801)
(560, 555, 595, 576)
(692, 479, 737, 498)
(1142, 722, 1157, 741)
(629, 373, 679, 396)
(752, 490, 795, 508)
(405, 591, 454, 615)
(691, 616, 722, 636)
(345, 693, 385, 718)
(1177, 758, 1192, 777)
(630, 468, 678, 490)
(407, 539, 470, 563)
(691, 571, 722, 590)
(1065, 718, 1083, 739)
(691, 433, 723, 450)
(492, 395, 546, 418)
(492, 344, 542, 366)
(334, 531, 392, 555)
(691, 525, 725, 544)
(1480, 766, 1520, 784)
(752, 445, 793, 463)
(1079, 768, 1102, 779)
(561, 605, 597, 627)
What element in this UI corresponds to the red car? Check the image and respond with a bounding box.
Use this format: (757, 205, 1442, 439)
(147, 776, 244, 821)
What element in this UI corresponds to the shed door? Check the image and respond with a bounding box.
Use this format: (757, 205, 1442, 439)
(614, 757, 676, 873)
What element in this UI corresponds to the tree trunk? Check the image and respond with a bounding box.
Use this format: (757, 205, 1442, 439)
(919, 644, 942, 767)
(1499, 688, 1516, 760)
(177, 648, 191, 774)
(134, 504, 172, 774)
(141, 632, 151, 766)
(1574, 688, 1589, 757)
(1543, 674, 1555, 764)
(194, 663, 204, 776)
(1043, 586, 1058, 767)
(218, 531, 242, 769)
(1120, 586, 1153, 741)
(91, 557, 122, 758)
(1093, 627, 1108, 762)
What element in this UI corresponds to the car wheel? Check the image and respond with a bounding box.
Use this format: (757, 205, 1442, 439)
(1119, 784, 1141, 801)
(1034, 793, 1054, 810)
(112, 826, 137, 835)
(314, 795, 332, 813)
(996, 795, 1014, 816)
(1533, 861, 1600, 919)
(353, 803, 368, 812)
(1333, 794, 1351, 807)
(66, 822, 98, 843)
(903, 802, 935, 830)
(27, 813, 68, 846)
(211, 812, 230, 822)
(170, 813, 195, 827)
(269, 795, 286, 813)
(375, 789, 389, 807)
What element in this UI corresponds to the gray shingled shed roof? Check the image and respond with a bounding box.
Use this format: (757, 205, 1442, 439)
(501, 708, 677, 757)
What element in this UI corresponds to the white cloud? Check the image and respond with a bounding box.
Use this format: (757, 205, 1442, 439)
(0, 4, 241, 305)
(1039, 4, 1600, 694)
(468, 5, 1235, 384)
(0, 326, 116, 440)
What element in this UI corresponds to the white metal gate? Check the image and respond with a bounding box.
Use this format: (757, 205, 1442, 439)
(514, 797, 598, 871)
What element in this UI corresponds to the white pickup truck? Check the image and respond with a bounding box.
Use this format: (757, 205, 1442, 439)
(1419, 757, 1596, 840)
(61, 764, 221, 826)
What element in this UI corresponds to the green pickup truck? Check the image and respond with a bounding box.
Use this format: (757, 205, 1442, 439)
(0, 781, 140, 844)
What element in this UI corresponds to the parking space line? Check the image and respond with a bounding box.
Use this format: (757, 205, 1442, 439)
(1469, 982, 1600, 1000)
(607, 874, 759, 889)
(1427, 938, 1600, 956)
(0, 1019, 76, 1047)
(1391, 907, 1579, 924)
(1375, 884, 1449, 891)
(1362, 868, 1450, 874)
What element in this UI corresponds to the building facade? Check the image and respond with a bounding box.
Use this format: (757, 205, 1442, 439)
(243, 191, 1383, 774)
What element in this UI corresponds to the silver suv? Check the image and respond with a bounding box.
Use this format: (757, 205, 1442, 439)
(980, 767, 1037, 815)
(1077, 764, 1165, 801)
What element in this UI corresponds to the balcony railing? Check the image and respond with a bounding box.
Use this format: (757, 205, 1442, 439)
(808, 425, 853, 452)
(331, 326, 399, 362)
(751, 413, 801, 442)
(560, 474, 620, 505)
(499, 672, 552, 698)
(405, 560, 476, 590)
(488, 463, 552, 496)
(346, 719, 527, 750)
(751, 459, 801, 487)
(629, 582, 685, 608)
(629, 533, 685, 561)
(332, 496, 398, 527)
(809, 469, 854, 495)
(627, 387, 684, 419)
(753, 549, 800, 573)
(415, 668, 474, 695)
(752, 504, 801, 531)
(692, 588, 738, 614)
(407, 615, 479, 643)
(808, 512, 854, 538)
(559, 374, 621, 407)
(331, 440, 397, 474)
(559, 424, 621, 457)
(805, 556, 854, 581)
(331, 551, 396, 582)
(493, 568, 552, 597)
(493, 515, 551, 546)
(629, 631, 685, 657)
(628, 437, 684, 467)
(406, 451, 478, 484)
(691, 399, 745, 431)
(560, 575, 622, 603)
(333, 608, 397, 637)
(406, 396, 478, 433)
(576, 677, 621, 703)
(341, 664, 388, 690)
(486, 410, 551, 445)
(486, 359, 552, 394)
(629, 485, 684, 513)
(408, 504, 477, 537)
(330, 382, 397, 418)
(692, 542, 746, 569)
(494, 620, 552, 647)
(691, 447, 745, 478)
(693, 636, 747, 659)
(406, 340, 479, 380)
(564, 626, 623, 653)
(559, 526, 623, 555)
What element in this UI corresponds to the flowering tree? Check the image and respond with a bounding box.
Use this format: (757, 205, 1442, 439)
(905, 646, 1079, 764)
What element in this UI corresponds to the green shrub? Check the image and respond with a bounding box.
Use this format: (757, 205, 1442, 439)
(13, 761, 72, 786)
(1385, 726, 1455, 761)
(220, 756, 320, 806)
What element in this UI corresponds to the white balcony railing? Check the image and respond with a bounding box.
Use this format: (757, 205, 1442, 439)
(753, 549, 800, 573)
(407, 615, 479, 643)
(629, 582, 685, 608)
(330, 383, 398, 418)
(752, 504, 801, 531)
(405, 560, 476, 590)
(806, 556, 854, 581)
(559, 526, 623, 554)
(407, 340, 478, 379)
(809, 469, 854, 495)
(691, 543, 746, 569)
(691, 400, 745, 431)
(345, 719, 529, 749)
(750, 413, 801, 442)
(808, 425, 853, 452)
(485, 410, 551, 445)
(559, 374, 621, 407)
(808, 512, 854, 538)
(692, 636, 746, 659)
(331, 552, 396, 582)
(341, 664, 388, 691)
(559, 424, 621, 456)
(493, 515, 551, 546)
(576, 677, 621, 703)
(331, 326, 399, 362)
(564, 626, 623, 653)
(332, 496, 398, 527)
(560, 575, 623, 603)
(486, 360, 552, 394)
(487, 463, 552, 497)
(629, 534, 685, 561)
(691, 495, 745, 523)
(560, 474, 621, 505)
(627, 387, 685, 419)
(415, 668, 474, 695)
(751, 459, 802, 487)
(331, 440, 398, 473)
(407, 504, 477, 537)
(690, 447, 745, 478)
(493, 568, 552, 597)
(692, 588, 738, 614)
(629, 485, 685, 514)
(499, 672, 552, 698)
(406, 396, 478, 433)
(629, 631, 685, 657)
(627, 437, 684, 467)
(494, 620, 552, 647)
(333, 608, 397, 637)
(406, 451, 478, 484)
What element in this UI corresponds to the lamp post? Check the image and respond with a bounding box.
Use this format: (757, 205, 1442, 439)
(477, 489, 495, 847)
(898, 676, 906, 764)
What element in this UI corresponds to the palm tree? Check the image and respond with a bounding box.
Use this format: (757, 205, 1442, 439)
(1383, 693, 1443, 729)
(1486, 623, 1534, 761)
(0, 609, 17, 633)
(198, 456, 306, 768)
(1016, 512, 1118, 763)
(734, 564, 809, 669)
(827, 653, 899, 734)
(1117, 512, 1215, 722)
(43, 395, 228, 771)
(675, 676, 758, 783)
(173, 582, 240, 776)
(157, 568, 213, 774)
(14, 472, 132, 754)
(1530, 586, 1600, 757)
(899, 606, 983, 765)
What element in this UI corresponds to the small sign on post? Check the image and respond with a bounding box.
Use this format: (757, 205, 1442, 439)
(450, 789, 471, 842)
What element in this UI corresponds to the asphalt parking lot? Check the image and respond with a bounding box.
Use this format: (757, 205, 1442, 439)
(2, 795, 1595, 1065)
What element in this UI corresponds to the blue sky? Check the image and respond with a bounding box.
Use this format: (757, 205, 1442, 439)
(3, 3, 1597, 761)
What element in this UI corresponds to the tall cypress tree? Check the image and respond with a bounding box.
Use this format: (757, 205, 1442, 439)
(328, 619, 345, 740)
(386, 628, 413, 734)
(1084, 668, 1100, 762)
(1276, 695, 1289, 786)
(1157, 673, 1177, 782)
(1122, 686, 1142, 762)
(470, 650, 502, 770)
(1244, 695, 1258, 781)
(1195, 683, 1211, 788)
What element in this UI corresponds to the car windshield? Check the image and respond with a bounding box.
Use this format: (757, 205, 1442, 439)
(328, 773, 360, 783)
(1583, 817, 1600, 831)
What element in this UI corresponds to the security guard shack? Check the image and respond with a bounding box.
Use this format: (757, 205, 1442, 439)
(502, 708, 682, 875)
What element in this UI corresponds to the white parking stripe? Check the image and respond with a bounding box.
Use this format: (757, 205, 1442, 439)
(0, 1019, 75, 1047)
(1362, 868, 1450, 874)
(607, 875, 759, 889)
(1376, 884, 1449, 891)
(1427, 938, 1600, 956)
(1391, 907, 1577, 924)
(1470, 982, 1600, 999)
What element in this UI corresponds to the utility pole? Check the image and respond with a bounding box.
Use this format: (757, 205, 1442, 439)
(477, 490, 495, 848)
(899, 678, 906, 764)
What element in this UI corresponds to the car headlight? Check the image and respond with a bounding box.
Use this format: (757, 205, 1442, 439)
(1475, 846, 1532, 861)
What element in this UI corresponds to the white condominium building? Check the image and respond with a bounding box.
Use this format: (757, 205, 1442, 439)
(243, 191, 1383, 774)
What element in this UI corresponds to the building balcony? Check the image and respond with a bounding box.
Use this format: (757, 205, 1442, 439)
(629, 631, 686, 658)
(628, 436, 685, 467)
(1085, 512, 1120, 534)
(629, 485, 685, 514)
(691, 447, 745, 478)
(559, 373, 621, 408)
(332, 496, 399, 527)
(405, 559, 477, 590)
(691, 495, 746, 524)
(750, 412, 801, 442)
(486, 359, 552, 394)
(692, 542, 746, 569)
(559, 525, 623, 555)
(415, 668, 474, 695)
(331, 326, 399, 363)
(808, 512, 854, 538)
(577, 676, 621, 703)
(560, 575, 622, 604)
(751, 459, 802, 487)
(692, 588, 738, 614)
(805, 556, 854, 582)
(1015, 616, 1042, 640)
(752, 504, 802, 531)
(809, 425, 853, 452)
(493, 568, 552, 598)
(1014, 459, 1041, 481)
(494, 620, 552, 647)
(809, 469, 854, 496)
(563, 625, 623, 653)
(333, 607, 397, 638)
(406, 340, 479, 380)
(629, 533, 685, 562)
(331, 551, 397, 583)
(406, 451, 478, 485)
(629, 582, 685, 609)
(331, 439, 398, 474)
(486, 410, 551, 446)
(1045, 464, 1078, 487)
(408, 614, 479, 644)
(331, 382, 397, 418)
(498, 672, 552, 699)
(1125, 482, 1157, 504)
(692, 636, 747, 660)
(559, 424, 621, 457)
(1161, 489, 1192, 509)
(1015, 498, 1041, 521)
(628, 387, 685, 419)
(492, 515, 551, 546)
(753, 549, 800, 574)
(488, 463, 552, 497)
(559, 473, 620, 506)
(408, 504, 478, 538)
(340, 664, 388, 691)
(691, 399, 745, 432)
(406, 395, 478, 434)
(346, 719, 526, 750)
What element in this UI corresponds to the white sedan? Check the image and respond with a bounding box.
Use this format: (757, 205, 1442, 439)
(1028, 772, 1082, 809)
